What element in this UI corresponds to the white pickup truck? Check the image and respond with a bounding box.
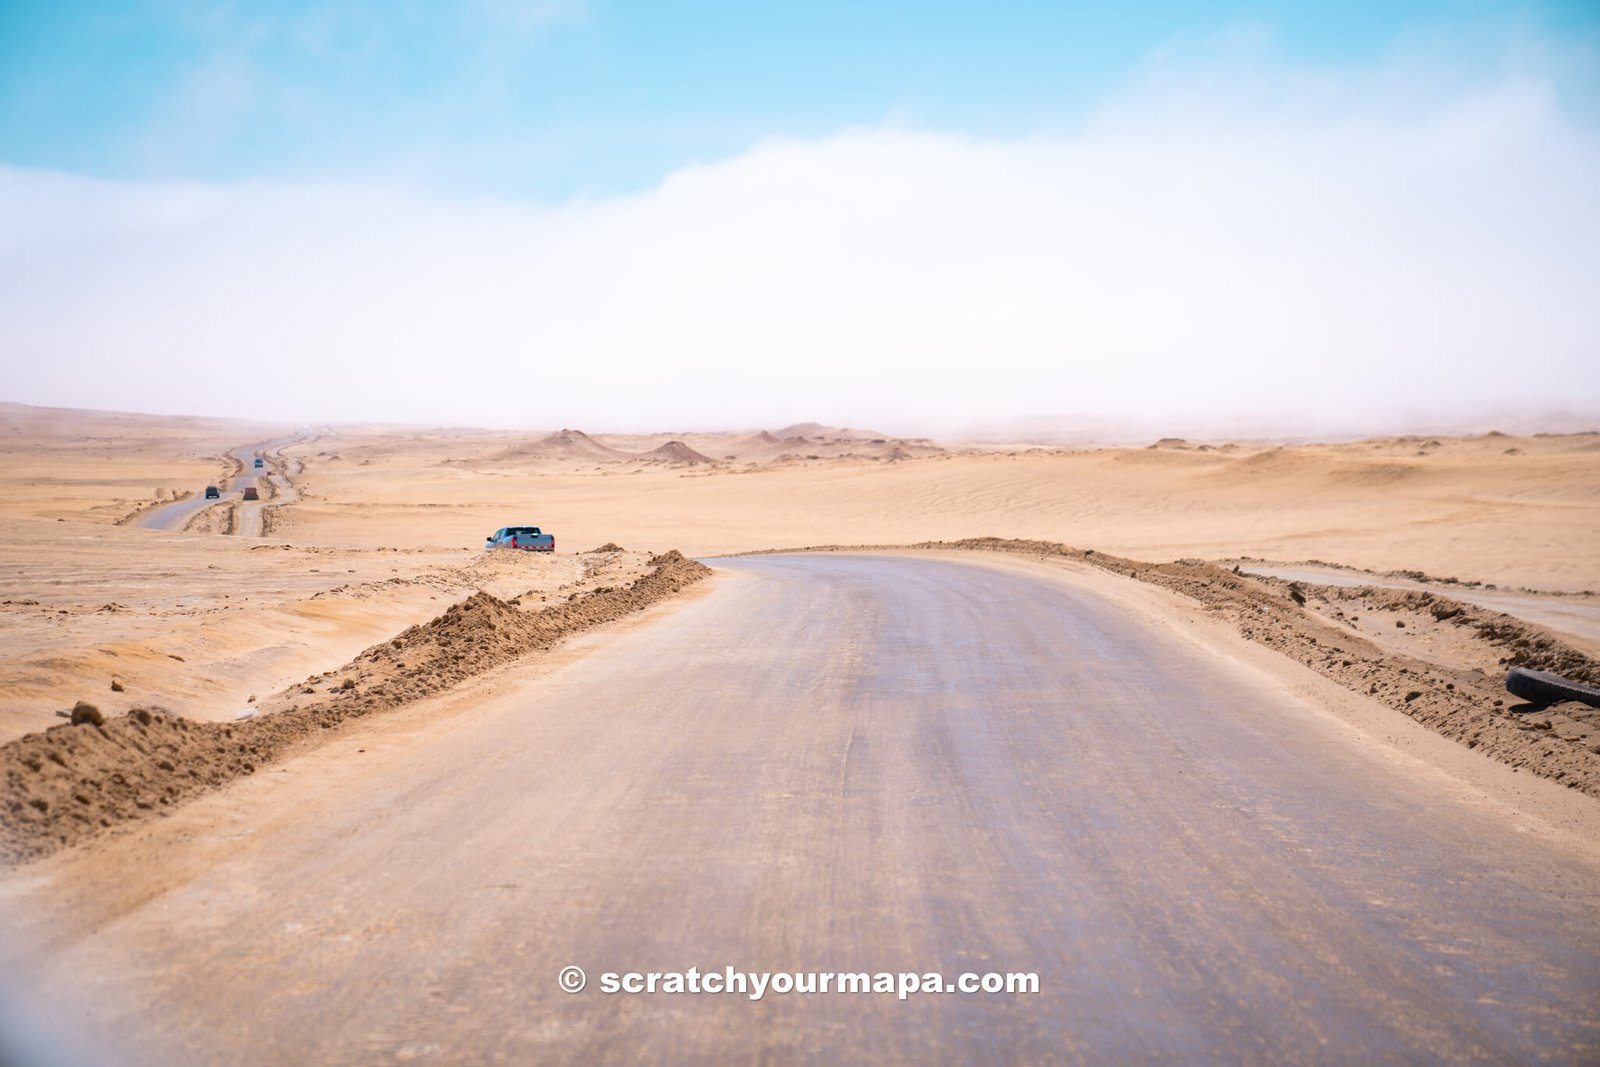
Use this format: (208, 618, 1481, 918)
(486, 526, 555, 552)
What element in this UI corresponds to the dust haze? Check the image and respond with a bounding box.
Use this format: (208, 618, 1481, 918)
(3, 49, 1596, 435)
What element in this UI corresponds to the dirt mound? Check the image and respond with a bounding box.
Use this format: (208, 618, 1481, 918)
(894, 437, 945, 455)
(542, 428, 617, 451)
(643, 441, 714, 465)
(743, 427, 942, 462)
(771, 424, 903, 444)
(70, 701, 105, 726)
(1309, 586, 1598, 685)
(772, 422, 835, 440)
(0, 550, 712, 865)
(587, 543, 625, 553)
(729, 431, 788, 456)
(496, 429, 628, 463)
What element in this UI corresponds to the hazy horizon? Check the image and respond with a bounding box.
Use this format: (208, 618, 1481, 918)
(5, 395, 1598, 449)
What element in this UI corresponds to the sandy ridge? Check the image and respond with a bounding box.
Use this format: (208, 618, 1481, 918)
(1283, 582, 1598, 685)
(1229, 555, 1600, 600)
(0, 550, 711, 864)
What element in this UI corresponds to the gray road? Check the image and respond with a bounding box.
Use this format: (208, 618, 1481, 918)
(134, 437, 299, 535)
(131, 483, 228, 532)
(3, 554, 1598, 1064)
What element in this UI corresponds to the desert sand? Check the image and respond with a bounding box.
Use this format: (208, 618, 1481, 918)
(3, 401, 1597, 752)
(277, 422, 1600, 589)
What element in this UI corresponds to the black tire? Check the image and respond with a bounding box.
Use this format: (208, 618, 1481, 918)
(1505, 667, 1600, 709)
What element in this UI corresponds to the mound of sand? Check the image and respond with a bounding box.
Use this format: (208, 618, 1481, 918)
(642, 441, 715, 465)
(540, 428, 621, 455)
(772, 422, 835, 440)
(722, 431, 787, 457)
(0, 550, 711, 864)
(770, 423, 912, 445)
(494, 429, 628, 463)
(1306, 585, 1598, 685)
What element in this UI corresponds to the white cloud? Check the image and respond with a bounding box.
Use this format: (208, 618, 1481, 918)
(1, 52, 1597, 436)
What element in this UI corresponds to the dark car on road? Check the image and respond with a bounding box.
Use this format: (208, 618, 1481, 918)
(254, 457, 264, 468)
(204, 486, 221, 500)
(242, 487, 260, 501)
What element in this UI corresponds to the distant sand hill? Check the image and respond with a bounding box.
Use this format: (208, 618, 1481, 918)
(470, 422, 946, 468)
(641, 441, 714, 465)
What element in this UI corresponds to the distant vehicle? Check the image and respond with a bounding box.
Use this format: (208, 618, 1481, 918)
(204, 485, 221, 500)
(241, 486, 260, 501)
(486, 526, 555, 552)
(253, 457, 265, 469)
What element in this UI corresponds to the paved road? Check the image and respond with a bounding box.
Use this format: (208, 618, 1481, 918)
(130, 483, 227, 532)
(134, 437, 300, 535)
(3, 554, 1598, 1064)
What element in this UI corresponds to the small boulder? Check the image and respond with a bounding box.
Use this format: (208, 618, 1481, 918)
(71, 701, 106, 727)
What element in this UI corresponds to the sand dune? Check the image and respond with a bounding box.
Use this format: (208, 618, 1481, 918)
(771, 421, 838, 439)
(268, 426, 1599, 591)
(641, 440, 715, 465)
(467, 425, 945, 468)
(493, 428, 630, 463)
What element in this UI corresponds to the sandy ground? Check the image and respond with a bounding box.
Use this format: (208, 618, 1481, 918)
(2, 402, 1597, 752)
(276, 423, 1600, 591)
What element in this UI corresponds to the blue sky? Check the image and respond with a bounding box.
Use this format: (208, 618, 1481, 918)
(1, 2, 1597, 432)
(2, 1, 1596, 198)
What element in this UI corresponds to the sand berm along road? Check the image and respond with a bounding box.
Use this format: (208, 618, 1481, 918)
(2, 553, 1598, 1065)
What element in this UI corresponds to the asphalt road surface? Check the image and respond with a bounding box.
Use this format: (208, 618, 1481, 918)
(131, 482, 230, 532)
(3, 554, 1597, 1065)
(134, 438, 299, 535)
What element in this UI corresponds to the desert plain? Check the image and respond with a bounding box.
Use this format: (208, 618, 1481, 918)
(2, 399, 1599, 1063)
(3, 401, 1597, 742)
